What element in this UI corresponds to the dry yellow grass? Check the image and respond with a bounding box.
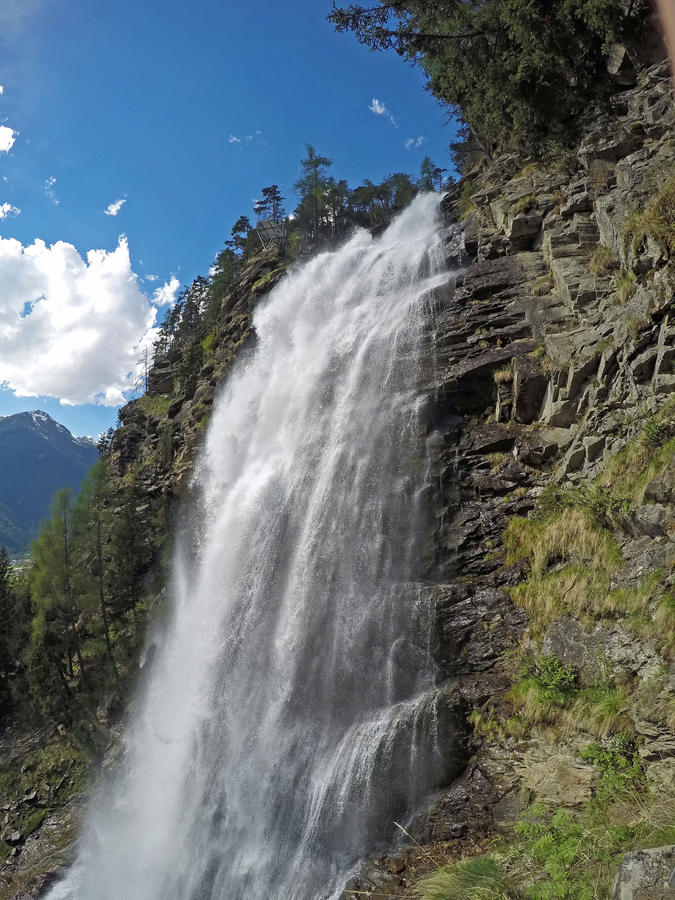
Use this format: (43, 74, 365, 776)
(505, 508, 622, 632)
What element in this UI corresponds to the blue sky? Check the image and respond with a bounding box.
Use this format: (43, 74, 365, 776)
(0, 0, 458, 437)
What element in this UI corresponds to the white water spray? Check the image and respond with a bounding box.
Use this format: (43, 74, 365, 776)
(51, 194, 453, 900)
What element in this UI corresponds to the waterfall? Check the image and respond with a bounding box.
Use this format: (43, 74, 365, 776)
(50, 193, 454, 900)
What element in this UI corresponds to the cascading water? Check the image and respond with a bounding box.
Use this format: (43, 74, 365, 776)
(50, 193, 455, 900)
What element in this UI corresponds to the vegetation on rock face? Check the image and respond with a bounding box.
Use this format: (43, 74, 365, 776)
(329, 0, 647, 154)
(622, 174, 675, 258)
(412, 855, 523, 900)
(0, 455, 163, 758)
(414, 776, 675, 900)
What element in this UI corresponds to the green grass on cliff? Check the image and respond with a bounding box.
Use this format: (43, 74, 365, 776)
(505, 507, 621, 633)
(505, 405, 675, 646)
(412, 782, 675, 900)
(622, 175, 675, 258)
(0, 737, 87, 852)
(136, 394, 173, 418)
(411, 856, 523, 900)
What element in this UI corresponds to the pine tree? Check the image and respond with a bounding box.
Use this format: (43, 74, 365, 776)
(329, 1, 646, 152)
(226, 216, 253, 255)
(254, 185, 285, 221)
(72, 460, 118, 677)
(28, 489, 86, 718)
(294, 144, 333, 244)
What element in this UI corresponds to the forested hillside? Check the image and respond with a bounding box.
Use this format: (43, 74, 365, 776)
(0, 413, 97, 556)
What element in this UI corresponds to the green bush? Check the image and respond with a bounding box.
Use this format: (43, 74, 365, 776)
(615, 270, 636, 303)
(640, 417, 673, 450)
(581, 733, 643, 805)
(520, 654, 578, 705)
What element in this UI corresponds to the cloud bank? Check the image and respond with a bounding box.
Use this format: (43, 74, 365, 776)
(0, 235, 176, 406)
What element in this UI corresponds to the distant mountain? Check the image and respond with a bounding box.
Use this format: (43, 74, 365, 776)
(0, 411, 98, 556)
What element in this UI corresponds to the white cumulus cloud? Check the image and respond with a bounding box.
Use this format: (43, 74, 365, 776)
(228, 134, 241, 144)
(0, 235, 177, 406)
(0, 203, 20, 219)
(0, 86, 4, 95)
(369, 98, 398, 127)
(151, 275, 180, 306)
(0, 126, 16, 153)
(104, 197, 126, 216)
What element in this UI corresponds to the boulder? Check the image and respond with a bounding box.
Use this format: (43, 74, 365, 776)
(612, 846, 675, 900)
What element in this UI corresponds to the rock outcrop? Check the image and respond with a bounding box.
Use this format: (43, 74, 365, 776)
(347, 57, 674, 898)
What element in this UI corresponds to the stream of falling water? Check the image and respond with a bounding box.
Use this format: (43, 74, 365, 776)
(50, 193, 453, 900)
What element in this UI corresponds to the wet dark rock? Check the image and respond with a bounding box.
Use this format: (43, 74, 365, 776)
(435, 584, 527, 676)
(412, 765, 498, 843)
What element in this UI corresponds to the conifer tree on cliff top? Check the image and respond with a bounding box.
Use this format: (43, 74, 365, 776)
(329, 1, 647, 152)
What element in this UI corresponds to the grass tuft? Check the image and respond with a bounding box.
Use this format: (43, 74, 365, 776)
(411, 856, 523, 900)
(589, 244, 616, 277)
(622, 175, 675, 257)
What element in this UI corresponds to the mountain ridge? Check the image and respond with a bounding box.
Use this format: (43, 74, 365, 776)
(0, 410, 98, 556)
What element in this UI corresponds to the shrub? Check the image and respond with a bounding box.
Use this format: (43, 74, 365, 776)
(640, 417, 674, 450)
(581, 733, 643, 805)
(522, 654, 577, 704)
(514, 805, 594, 899)
(201, 327, 218, 355)
(600, 400, 675, 503)
(136, 394, 173, 418)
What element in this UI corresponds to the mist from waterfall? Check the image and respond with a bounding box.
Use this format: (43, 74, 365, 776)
(50, 193, 453, 900)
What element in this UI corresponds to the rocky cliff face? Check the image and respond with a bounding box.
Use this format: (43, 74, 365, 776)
(347, 58, 675, 897)
(110, 247, 288, 503)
